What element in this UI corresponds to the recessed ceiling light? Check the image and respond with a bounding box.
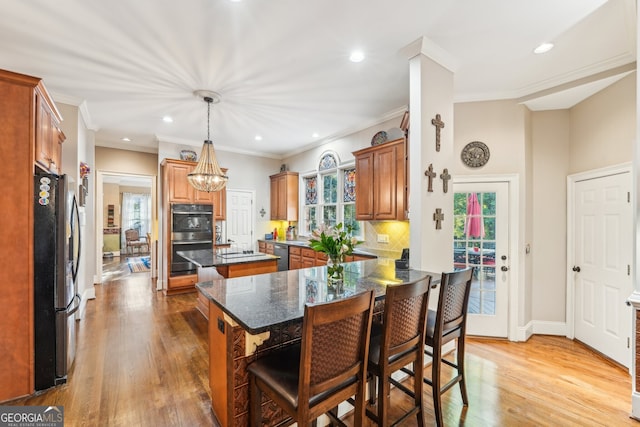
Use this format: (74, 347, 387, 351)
(312, 133, 319, 138)
(162, 116, 173, 123)
(533, 42, 554, 54)
(349, 50, 365, 63)
(255, 135, 263, 141)
(121, 137, 131, 142)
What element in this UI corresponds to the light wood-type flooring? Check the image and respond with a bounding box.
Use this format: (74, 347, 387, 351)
(7, 262, 637, 426)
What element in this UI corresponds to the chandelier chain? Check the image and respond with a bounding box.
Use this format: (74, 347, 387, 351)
(205, 96, 212, 141)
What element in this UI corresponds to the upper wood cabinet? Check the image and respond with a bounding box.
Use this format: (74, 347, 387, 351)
(352, 138, 407, 221)
(34, 86, 65, 175)
(161, 158, 227, 220)
(269, 171, 298, 221)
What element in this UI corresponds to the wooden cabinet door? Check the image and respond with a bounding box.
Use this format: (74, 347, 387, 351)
(270, 172, 299, 221)
(353, 138, 406, 221)
(275, 175, 287, 219)
(193, 187, 214, 204)
(167, 162, 194, 203)
(50, 126, 65, 175)
(265, 242, 275, 255)
(35, 93, 55, 173)
(212, 187, 227, 220)
(373, 143, 397, 220)
(270, 176, 279, 219)
(315, 251, 327, 267)
(354, 151, 374, 220)
(289, 254, 302, 270)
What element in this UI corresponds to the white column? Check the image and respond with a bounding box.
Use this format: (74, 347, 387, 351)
(404, 37, 457, 272)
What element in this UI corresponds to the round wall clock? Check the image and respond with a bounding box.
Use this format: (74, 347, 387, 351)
(461, 141, 490, 168)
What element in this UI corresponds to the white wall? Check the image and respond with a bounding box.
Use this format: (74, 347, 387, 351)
(453, 100, 531, 326)
(58, 102, 96, 316)
(569, 73, 636, 174)
(531, 110, 571, 322)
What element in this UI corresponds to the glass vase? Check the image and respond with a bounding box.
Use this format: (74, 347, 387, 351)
(326, 254, 345, 295)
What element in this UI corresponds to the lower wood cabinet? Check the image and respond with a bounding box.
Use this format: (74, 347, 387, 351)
(258, 241, 275, 255)
(289, 246, 302, 270)
(167, 274, 199, 294)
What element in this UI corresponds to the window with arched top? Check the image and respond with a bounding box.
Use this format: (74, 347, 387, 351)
(301, 152, 363, 239)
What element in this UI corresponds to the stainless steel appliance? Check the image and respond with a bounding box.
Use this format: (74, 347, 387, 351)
(273, 243, 289, 271)
(34, 173, 81, 390)
(171, 204, 213, 276)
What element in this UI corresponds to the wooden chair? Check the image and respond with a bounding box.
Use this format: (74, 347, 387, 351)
(124, 229, 148, 255)
(247, 289, 375, 426)
(366, 276, 432, 427)
(401, 268, 474, 427)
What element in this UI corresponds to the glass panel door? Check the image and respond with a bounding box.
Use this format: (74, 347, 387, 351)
(453, 181, 509, 337)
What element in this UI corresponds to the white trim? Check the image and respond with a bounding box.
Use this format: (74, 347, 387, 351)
(225, 188, 256, 251)
(516, 320, 534, 342)
(453, 173, 520, 341)
(531, 320, 567, 336)
(76, 286, 96, 320)
(95, 170, 156, 287)
(565, 162, 632, 340)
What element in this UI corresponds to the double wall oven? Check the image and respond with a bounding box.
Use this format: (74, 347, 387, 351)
(171, 203, 213, 276)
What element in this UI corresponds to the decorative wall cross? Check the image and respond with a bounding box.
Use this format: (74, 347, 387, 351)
(424, 163, 436, 192)
(440, 168, 451, 193)
(431, 114, 445, 152)
(433, 208, 444, 230)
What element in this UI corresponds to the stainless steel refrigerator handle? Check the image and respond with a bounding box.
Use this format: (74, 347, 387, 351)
(71, 195, 81, 284)
(67, 294, 82, 317)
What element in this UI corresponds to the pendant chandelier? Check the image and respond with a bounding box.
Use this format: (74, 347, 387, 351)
(187, 90, 228, 193)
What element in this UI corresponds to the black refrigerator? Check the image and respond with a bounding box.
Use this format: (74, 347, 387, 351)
(34, 172, 81, 391)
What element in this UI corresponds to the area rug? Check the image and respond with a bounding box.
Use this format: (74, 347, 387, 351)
(127, 256, 151, 273)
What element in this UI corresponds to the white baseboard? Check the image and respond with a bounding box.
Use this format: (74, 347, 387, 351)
(517, 320, 567, 341)
(632, 391, 640, 420)
(76, 286, 96, 320)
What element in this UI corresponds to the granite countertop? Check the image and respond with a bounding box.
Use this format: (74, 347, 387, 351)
(196, 258, 439, 334)
(177, 248, 279, 268)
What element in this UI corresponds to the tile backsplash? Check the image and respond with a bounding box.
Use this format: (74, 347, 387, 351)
(362, 221, 409, 257)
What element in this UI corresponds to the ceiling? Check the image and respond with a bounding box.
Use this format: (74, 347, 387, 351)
(0, 0, 635, 159)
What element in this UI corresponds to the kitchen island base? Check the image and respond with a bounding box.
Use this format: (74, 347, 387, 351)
(208, 301, 300, 427)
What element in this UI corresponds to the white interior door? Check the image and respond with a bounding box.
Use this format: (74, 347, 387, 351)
(226, 190, 255, 252)
(573, 172, 632, 367)
(453, 181, 509, 337)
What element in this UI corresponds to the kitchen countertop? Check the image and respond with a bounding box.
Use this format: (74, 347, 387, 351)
(177, 248, 279, 268)
(196, 258, 438, 334)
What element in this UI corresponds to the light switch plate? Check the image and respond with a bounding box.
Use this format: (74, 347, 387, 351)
(377, 234, 389, 243)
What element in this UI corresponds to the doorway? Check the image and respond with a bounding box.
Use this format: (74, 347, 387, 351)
(225, 190, 255, 252)
(95, 171, 156, 284)
(568, 165, 632, 368)
(453, 176, 517, 339)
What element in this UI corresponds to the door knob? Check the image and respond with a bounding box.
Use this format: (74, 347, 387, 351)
(572, 266, 581, 272)
(501, 266, 509, 272)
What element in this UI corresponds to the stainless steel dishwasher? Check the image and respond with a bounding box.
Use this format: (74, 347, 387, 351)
(273, 243, 289, 271)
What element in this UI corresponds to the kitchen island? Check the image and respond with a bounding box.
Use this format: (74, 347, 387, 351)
(196, 258, 437, 426)
(177, 248, 279, 319)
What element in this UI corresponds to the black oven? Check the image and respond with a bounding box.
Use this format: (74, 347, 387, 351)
(171, 204, 213, 276)
(171, 203, 213, 235)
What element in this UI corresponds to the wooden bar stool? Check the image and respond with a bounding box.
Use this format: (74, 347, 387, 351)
(247, 289, 375, 426)
(366, 277, 432, 426)
(402, 267, 474, 426)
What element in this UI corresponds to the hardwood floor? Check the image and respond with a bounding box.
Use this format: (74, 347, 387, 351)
(7, 268, 635, 426)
